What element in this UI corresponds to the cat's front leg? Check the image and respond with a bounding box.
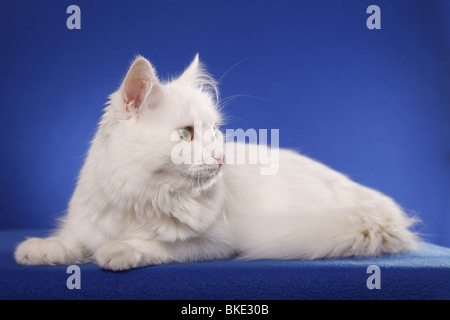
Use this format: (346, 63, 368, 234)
(94, 239, 171, 271)
(14, 235, 86, 265)
(94, 235, 234, 271)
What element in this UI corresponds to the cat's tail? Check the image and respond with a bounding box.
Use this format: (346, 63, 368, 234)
(233, 199, 419, 260)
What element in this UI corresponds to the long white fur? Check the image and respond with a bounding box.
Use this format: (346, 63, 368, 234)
(14, 55, 418, 270)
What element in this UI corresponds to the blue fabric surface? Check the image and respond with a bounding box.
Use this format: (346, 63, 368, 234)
(1, 229, 449, 300)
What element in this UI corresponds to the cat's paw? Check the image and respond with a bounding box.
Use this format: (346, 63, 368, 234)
(94, 241, 144, 271)
(14, 237, 70, 265)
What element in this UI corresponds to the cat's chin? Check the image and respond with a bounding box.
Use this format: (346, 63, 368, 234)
(179, 165, 223, 192)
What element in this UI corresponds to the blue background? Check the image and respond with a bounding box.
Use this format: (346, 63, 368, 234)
(0, 0, 449, 246)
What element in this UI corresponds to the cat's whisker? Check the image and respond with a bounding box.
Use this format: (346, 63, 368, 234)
(217, 58, 249, 84)
(218, 94, 241, 109)
(219, 93, 274, 109)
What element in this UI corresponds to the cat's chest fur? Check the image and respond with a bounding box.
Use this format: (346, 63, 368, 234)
(142, 181, 226, 242)
(70, 170, 226, 247)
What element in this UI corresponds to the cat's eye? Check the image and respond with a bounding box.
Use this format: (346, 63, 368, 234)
(178, 126, 194, 142)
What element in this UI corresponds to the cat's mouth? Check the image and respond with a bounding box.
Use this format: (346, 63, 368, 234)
(180, 164, 222, 190)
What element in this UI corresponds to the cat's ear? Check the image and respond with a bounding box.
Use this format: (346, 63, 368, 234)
(122, 56, 160, 113)
(177, 54, 218, 99)
(177, 53, 201, 85)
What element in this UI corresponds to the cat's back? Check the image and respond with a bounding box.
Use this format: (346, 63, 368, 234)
(221, 142, 351, 213)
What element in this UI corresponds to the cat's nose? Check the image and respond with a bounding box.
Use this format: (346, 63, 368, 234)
(214, 155, 225, 166)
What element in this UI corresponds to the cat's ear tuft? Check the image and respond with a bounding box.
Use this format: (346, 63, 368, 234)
(177, 54, 218, 100)
(177, 53, 200, 85)
(122, 56, 159, 112)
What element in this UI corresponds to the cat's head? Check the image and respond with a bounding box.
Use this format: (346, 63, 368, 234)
(100, 55, 225, 194)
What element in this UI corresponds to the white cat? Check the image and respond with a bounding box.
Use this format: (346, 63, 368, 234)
(14, 55, 418, 271)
